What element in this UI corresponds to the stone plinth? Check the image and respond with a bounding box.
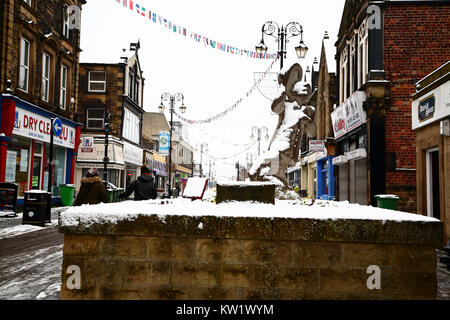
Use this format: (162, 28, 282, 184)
(59, 205, 443, 300)
(216, 182, 276, 204)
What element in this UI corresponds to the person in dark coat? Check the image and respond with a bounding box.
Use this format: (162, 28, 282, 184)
(119, 166, 157, 201)
(74, 168, 108, 206)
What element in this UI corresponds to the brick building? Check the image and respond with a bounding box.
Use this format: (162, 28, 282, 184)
(334, 0, 450, 212)
(75, 42, 145, 190)
(0, 0, 85, 204)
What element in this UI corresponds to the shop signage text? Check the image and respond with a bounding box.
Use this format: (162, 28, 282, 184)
(331, 91, 367, 138)
(309, 140, 324, 152)
(418, 95, 435, 122)
(80, 137, 94, 153)
(13, 107, 75, 149)
(123, 141, 143, 166)
(159, 131, 170, 155)
(412, 81, 450, 130)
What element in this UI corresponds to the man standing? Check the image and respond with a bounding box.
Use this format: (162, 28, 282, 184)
(119, 166, 157, 201)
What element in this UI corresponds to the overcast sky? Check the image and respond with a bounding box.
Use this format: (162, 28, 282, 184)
(80, 0, 346, 179)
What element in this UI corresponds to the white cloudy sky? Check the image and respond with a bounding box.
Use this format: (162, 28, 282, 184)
(80, 0, 345, 179)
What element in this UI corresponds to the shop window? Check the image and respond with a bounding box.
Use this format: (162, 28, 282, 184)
(88, 71, 106, 92)
(44, 146, 66, 196)
(358, 134, 367, 149)
(86, 108, 105, 129)
(42, 53, 50, 102)
(19, 37, 30, 92)
(60, 64, 68, 109)
(6, 137, 31, 197)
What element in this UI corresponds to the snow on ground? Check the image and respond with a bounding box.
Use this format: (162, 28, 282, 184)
(0, 220, 58, 240)
(60, 198, 440, 228)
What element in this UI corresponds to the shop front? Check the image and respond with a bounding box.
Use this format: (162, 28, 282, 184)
(287, 162, 301, 188)
(0, 94, 81, 204)
(75, 135, 125, 189)
(412, 63, 449, 241)
(174, 163, 193, 195)
(123, 141, 143, 190)
(331, 91, 368, 205)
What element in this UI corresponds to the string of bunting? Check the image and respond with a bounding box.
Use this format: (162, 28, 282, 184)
(195, 127, 255, 147)
(203, 140, 258, 161)
(115, 0, 277, 59)
(173, 55, 279, 125)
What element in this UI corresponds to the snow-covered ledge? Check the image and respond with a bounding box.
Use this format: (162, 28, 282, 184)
(59, 199, 443, 300)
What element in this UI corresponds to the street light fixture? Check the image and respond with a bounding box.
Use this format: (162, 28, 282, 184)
(158, 92, 186, 198)
(256, 21, 308, 70)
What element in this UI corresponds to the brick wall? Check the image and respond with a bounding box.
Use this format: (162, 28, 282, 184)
(383, 4, 450, 212)
(59, 214, 443, 300)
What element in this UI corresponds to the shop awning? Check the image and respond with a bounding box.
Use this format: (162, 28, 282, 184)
(76, 138, 124, 168)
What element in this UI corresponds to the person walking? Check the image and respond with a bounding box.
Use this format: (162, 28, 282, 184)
(119, 166, 157, 201)
(74, 168, 108, 206)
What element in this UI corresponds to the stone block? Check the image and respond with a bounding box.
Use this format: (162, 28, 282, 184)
(274, 266, 317, 291)
(381, 270, 437, 298)
(244, 288, 294, 300)
(327, 219, 383, 243)
(244, 240, 292, 264)
(393, 245, 437, 271)
(342, 243, 395, 267)
(382, 221, 443, 246)
(195, 239, 245, 263)
(63, 234, 100, 257)
(101, 236, 147, 260)
(218, 217, 273, 240)
(220, 264, 267, 288)
(172, 262, 219, 287)
(292, 242, 341, 267)
(124, 261, 171, 286)
(318, 267, 369, 293)
(272, 218, 327, 241)
(216, 183, 276, 204)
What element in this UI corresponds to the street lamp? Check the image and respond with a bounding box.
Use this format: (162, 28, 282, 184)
(158, 93, 186, 198)
(256, 21, 308, 70)
(195, 143, 208, 177)
(251, 126, 269, 156)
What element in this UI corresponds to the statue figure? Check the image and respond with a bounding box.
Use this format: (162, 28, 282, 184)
(249, 63, 316, 186)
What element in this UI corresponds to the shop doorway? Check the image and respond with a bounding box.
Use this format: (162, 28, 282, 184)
(31, 142, 43, 190)
(426, 148, 440, 219)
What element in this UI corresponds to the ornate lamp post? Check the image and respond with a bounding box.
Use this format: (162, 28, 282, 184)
(158, 93, 186, 198)
(251, 126, 269, 156)
(255, 21, 308, 70)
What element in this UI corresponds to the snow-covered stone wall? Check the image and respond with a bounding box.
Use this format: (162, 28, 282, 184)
(59, 200, 443, 300)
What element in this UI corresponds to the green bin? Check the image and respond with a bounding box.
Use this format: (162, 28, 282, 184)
(59, 185, 76, 207)
(107, 189, 115, 203)
(375, 194, 399, 210)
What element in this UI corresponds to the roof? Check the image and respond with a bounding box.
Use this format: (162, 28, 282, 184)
(142, 112, 170, 137)
(323, 36, 336, 74)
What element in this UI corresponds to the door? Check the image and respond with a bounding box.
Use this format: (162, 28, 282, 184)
(426, 148, 440, 219)
(339, 163, 348, 201)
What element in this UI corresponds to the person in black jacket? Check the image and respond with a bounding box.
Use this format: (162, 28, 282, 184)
(119, 166, 157, 201)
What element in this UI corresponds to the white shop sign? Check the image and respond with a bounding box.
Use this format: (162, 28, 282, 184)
(345, 148, 367, 161)
(123, 141, 143, 166)
(13, 106, 75, 149)
(412, 81, 450, 130)
(331, 91, 366, 138)
(309, 140, 324, 152)
(332, 155, 348, 166)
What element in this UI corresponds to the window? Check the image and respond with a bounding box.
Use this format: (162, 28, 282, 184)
(86, 108, 105, 129)
(129, 64, 139, 104)
(63, 5, 69, 38)
(42, 53, 50, 102)
(123, 108, 140, 144)
(19, 38, 30, 92)
(88, 71, 106, 92)
(357, 19, 369, 88)
(60, 65, 68, 109)
(349, 36, 355, 95)
(339, 46, 348, 104)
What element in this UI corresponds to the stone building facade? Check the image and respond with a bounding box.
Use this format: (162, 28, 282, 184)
(334, 0, 450, 212)
(75, 43, 145, 190)
(0, 0, 85, 204)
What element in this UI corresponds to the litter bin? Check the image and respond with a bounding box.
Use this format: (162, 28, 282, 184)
(22, 190, 51, 227)
(59, 184, 76, 207)
(375, 194, 399, 210)
(116, 188, 124, 202)
(107, 189, 115, 203)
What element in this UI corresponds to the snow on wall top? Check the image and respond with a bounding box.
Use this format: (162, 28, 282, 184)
(216, 181, 278, 187)
(59, 198, 439, 228)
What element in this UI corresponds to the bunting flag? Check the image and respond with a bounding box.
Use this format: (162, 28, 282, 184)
(203, 140, 258, 161)
(173, 55, 279, 125)
(114, 0, 277, 60)
(196, 127, 255, 147)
